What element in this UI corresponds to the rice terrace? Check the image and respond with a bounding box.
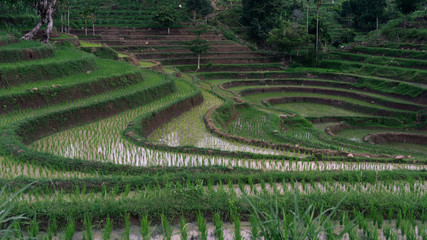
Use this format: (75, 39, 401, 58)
(0, 0, 426, 239)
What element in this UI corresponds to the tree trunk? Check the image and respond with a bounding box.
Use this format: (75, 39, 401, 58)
(22, 21, 44, 40)
(316, 7, 319, 58)
(306, 2, 309, 32)
(85, 21, 88, 36)
(376, 15, 379, 30)
(197, 54, 201, 70)
(61, 13, 63, 32)
(289, 52, 292, 63)
(92, 21, 95, 36)
(67, 3, 70, 34)
(168, 27, 170, 35)
(403, 15, 407, 29)
(42, 0, 57, 44)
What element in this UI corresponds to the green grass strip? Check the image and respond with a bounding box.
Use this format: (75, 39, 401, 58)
(0, 47, 97, 88)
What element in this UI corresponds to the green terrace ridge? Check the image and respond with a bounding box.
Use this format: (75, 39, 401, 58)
(227, 84, 426, 108)
(319, 59, 427, 84)
(331, 52, 427, 70)
(351, 46, 427, 59)
(0, 0, 426, 237)
(0, 59, 143, 114)
(0, 70, 172, 128)
(0, 48, 97, 87)
(0, 40, 55, 63)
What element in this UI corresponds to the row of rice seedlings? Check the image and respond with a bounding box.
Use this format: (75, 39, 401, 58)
(148, 90, 283, 155)
(207, 179, 427, 197)
(30, 123, 427, 171)
(0, 155, 97, 179)
(30, 117, 427, 171)
(13, 212, 251, 240)
(11, 204, 426, 239)
(8, 178, 427, 214)
(27, 88, 425, 171)
(226, 108, 274, 143)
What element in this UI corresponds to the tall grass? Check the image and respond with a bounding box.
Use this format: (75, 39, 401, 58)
(245, 189, 359, 240)
(0, 183, 31, 240)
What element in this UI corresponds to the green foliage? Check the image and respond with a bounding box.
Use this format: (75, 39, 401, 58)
(308, 17, 331, 46)
(0, 40, 55, 63)
(0, 47, 97, 88)
(152, 5, 181, 31)
(245, 191, 358, 240)
(0, 183, 30, 240)
(394, 0, 421, 15)
(340, 28, 356, 44)
(185, 0, 213, 18)
(339, 0, 387, 31)
(81, 46, 119, 60)
(242, 0, 284, 43)
(188, 38, 210, 56)
(267, 21, 309, 61)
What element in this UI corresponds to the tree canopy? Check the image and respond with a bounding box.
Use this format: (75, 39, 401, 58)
(152, 5, 181, 34)
(339, 0, 386, 31)
(185, 0, 213, 19)
(267, 21, 309, 62)
(242, 0, 284, 44)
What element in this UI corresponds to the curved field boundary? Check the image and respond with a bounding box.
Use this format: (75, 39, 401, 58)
(219, 79, 427, 105)
(123, 91, 305, 162)
(0, 77, 176, 175)
(161, 57, 275, 65)
(0, 43, 55, 63)
(262, 96, 416, 120)
(199, 71, 427, 102)
(325, 122, 357, 136)
(0, 50, 97, 88)
(331, 52, 427, 70)
(352, 46, 427, 59)
(319, 60, 427, 84)
(364, 132, 427, 145)
(175, 63, 283, 73)
(0, 68, 143, 114)
(203, 102, 400, 160)
(239, 86, 423, 112)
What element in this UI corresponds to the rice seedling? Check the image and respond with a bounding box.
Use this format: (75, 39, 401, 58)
(233, 213, 242, 240)
(179, 215, 188, 240)
(103, 216, 113, 240)
(197, 212, 208, 240)
(213, 212, 224, 240)
(161, 213, 172, 240)
(83, 215, 93, 240)
(27, 215, 39, 238)
(64, 217, 75, 240)
(140, 214, 150, 239)
(122, 213, 131, 240)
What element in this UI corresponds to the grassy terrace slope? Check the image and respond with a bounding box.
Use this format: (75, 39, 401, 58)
(1, 6, 427, 239)
(71, 27, 279, 67)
